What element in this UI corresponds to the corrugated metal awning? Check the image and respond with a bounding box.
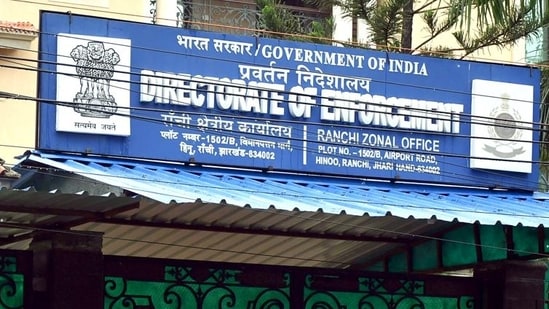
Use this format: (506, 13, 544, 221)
(16, 150, 549, 227)
(3, 150, 549, 271)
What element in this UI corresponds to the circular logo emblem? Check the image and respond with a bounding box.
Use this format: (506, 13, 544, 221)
(483, 94, 525, 158)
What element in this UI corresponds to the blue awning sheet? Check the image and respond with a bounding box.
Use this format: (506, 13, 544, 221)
(16, 150, 549, 228)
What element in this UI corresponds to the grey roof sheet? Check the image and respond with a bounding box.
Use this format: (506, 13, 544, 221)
(1, 150, 547, 270)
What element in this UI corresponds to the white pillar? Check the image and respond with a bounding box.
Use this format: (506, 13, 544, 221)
(156, 0, 178, 26)
(332, 5, 372, 47)
(332, 6, 352, 45)
(144, 0, 154, 24)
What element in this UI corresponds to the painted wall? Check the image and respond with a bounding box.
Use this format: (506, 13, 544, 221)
(0, 0, 152, 166)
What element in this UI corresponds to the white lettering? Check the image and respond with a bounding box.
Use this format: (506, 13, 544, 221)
(261, 45, 365, 69)
(288, 86, 316, 118)
(139, 70, 463, 134)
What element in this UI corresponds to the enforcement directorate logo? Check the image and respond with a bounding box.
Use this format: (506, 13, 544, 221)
(469, 77, 532, 172)
(483, 94, 525, 158)
(70, 41, 121, 118)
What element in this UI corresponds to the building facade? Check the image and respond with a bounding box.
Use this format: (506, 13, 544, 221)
(1, 1, 548, 308)
(0, 0, 533, 169)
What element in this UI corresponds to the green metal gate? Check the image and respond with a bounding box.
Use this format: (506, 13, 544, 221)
(104, 256, 478, 309)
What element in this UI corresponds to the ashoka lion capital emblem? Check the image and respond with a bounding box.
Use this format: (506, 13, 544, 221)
(70, 41, 120, 118)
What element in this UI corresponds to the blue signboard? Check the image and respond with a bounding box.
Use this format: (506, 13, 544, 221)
(38, 11, 542, 190)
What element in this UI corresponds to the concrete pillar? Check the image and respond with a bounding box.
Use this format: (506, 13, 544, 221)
(29, 231, 104, 309)
(474, 260, 547, 309)
(156, 0, 178, 26)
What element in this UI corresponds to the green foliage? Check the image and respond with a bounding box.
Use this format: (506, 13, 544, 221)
(256, 0, 547, 54)
(421, 2, 461, 36)
(258, 0, 303, 36)
(455, 0, 547, 28)
(451, 3, 548, 57)
(303, 0, 341, 11)
(257, 0, 333, 42)
(308, 17, 335, 43)
(367, 0, 407, 50)
(336, 0, 376, 20)
(336, 0, 544, 57)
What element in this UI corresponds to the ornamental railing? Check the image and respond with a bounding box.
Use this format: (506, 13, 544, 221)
(0, 251, 32, 309)
(104, 255, 478, 309)
(150, 0, 330, 36)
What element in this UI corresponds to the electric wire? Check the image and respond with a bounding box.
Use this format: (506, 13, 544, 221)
(0, 222, 350, 267)
(2, 90, 542, 191)
(0, 37, 543, 145)
(0, 189, 547, 270)
(11, 160, 549, 220)
(0, 27, 542, 138)
(0, 52, 545, 189)
(2, 177, 549, 268)
(1, 1, 549, 272)
(11, 29, 545, 112)
(1, 50, 542, 141)
(12, 0, 549, 65)
(1, 6, 544, 217)
(5, 0, 453, 54)
(0, 45, 544, 151)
